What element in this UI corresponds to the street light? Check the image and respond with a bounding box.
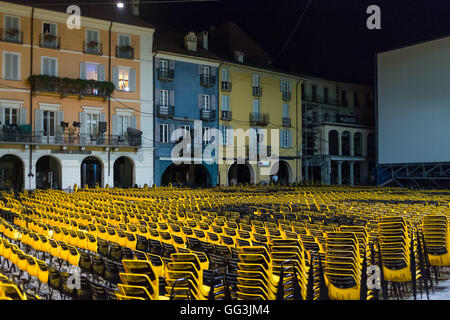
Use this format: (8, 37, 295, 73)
(117, 2, 124, 8)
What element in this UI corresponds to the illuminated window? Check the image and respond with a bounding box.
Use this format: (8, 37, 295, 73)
(118, 67, 130, 91)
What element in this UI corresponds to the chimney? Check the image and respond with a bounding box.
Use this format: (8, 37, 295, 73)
(235, 50, 244, 63)
(184, 31, 198, 52)
(130, 0, 139, 16)
(197, 31, 208, 50)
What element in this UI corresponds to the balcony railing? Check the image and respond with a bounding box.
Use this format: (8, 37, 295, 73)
(39, 34, 60, 49)
(200, 75, 216, 87)
(116, 45, 134, 59)
(0, 128, 141, 147)
(249, 112, 269, 126)
(28, 75, 115, 98)
(221, 81, 232, 91)
(1, 28, 23, 44)
(282, 117, 291, 127)
(221, 110, 232, 121)
(157, 105, 175, 118)
(282, 91, 291, 101)
(84, 41, 103, 55)
(252, 86, 262, 97)
(303, 94, 351, 107)
(157, 68, 174, 81)
(200, 109, 216, 121)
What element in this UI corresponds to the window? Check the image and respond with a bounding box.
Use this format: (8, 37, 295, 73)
(253, 74, 260, 87)
(202, 66, 210, 77)
(341, 90, 347, 106)
(312, 85, 317, 101)
(118, 34, 131, 47)
(202, 94, 210, 110)
(324, 87, 329, 103)
(203, 127, 211, 144)
(253, 99, 260, 114)
(118, 115, 131, 136)
(85, 63, 99, 80)
(3, 52, 20, 80)
(281, 80, 289, 93)
(221, 68, 229, 82)
(160, 59, 168, 71)
(160, 90, 168, 106)
(354, 92, 359, 108)
(86, 29, 99, 43)
(221, 95, 230, 111)
(282, 104, 289, 118)
(42, 22, 56, 36)
(160, 124, 168, 143)
(86, 113, 99, 135)
(43, 110, 56, 137)
(41, 57, 57, 76)
(180, 125, 190, 138)
(220, 125, 231, 145)
(4, 16, 20, 42)
(118, 67, 130, 91)
(281, 130, 292, 148)
(4, 108, 18, 125)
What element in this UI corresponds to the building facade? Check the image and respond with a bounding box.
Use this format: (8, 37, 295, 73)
(301, 76, 376, 185)
(217, 61, 302, 186)
(153, 30, 219, 187)
(0, 2, 154, 190)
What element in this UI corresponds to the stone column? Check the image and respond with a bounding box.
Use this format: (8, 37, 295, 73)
(349, 161, 355, 186)
(337, 160, 343, 185)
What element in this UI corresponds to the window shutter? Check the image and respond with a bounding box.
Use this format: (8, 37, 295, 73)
(34, 109, 43, 134)
(155, 124, 160, 143)
(211, 67, 216, 76)
(98, 64, 105, 81)
(129, 68, 136, 91)
(288, 81, 292, 92)
(49, 23, 56, 36)
(169, 90, 175, 106)
(57, 110, 64, 133)
(154, 57, 160, 69)
(51, 59, 57, 76)
(12, 54, 19, 80)
(198, 64, 203, 74)
(79, 112, 87, 135)
(211, 95, 216, 111)
(112, 67, 119, 89)
(155, 89, 160, 106)
(80, 62, 87, 79)
(280, 130, 284, 148)
(42, 58, 49, 75)
(253, 74, 259, 87)
(169, 60, 175, 70)
(100, 112, 105, 123)
(288, 130, 293, 148)
(131, 116, 137, 129)
(253, 99, 259, 114)
(221, 95, 228, 111)
(112, 114, 118, 136)
(280, 80, 285, 91)
(198, 94, 202, 109)
(3, 53, 11, 79)
(228, 126, 234, 146)
(169, 124, 175, 142)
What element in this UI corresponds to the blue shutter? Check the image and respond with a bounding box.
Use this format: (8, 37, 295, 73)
(129, 68, 136, 91)
(98, 64, 105, 81)
(154, 57, 160, 69)
(80, 62, 86, 79)
(169, 90, 175, 106)
(19, 108, 27, 125)
(198, 94, 202, 109)
(155, 89, 160, 106)
(112, 67, 119, 89)
(211, 95, 216, 111)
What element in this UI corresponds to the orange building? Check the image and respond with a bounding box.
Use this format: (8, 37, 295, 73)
(0, 1, 154, 190)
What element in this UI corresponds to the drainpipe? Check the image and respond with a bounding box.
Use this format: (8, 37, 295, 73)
(28, 7, 35, 190)
(108, 21, 112, 186)
(217, 61, 223, 187)
(152, 48, 158, 186)
(295, 78, 301, 184)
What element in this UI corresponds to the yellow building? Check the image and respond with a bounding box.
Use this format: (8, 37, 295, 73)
(0, 1, 154, 190)
(218, 61, 302, 186)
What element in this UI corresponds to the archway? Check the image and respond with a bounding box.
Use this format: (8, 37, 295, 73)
(228, 163, 253, 186)
(354, 162, 361, 185)
(328, 130, 339, 155)
(36, 156, 61, 189)
(0, 155, 24, 190)
(342, 131, 350, 156)
(270, 161, 291, 185)
(114, 157, 134, 188)
(81, 156, 103, 188)
(161, 164, 211, 187)
(367, 133, 376, 158)
(342, 161, 350, 185)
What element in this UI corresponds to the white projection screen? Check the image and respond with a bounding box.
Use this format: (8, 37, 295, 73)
(377, 36, 450, 165)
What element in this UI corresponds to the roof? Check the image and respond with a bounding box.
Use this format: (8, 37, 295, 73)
(2, 0, 154, 29)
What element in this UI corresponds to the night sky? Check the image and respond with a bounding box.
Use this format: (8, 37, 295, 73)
(21, 0, 450, 85)
(139, 0, 450, 85)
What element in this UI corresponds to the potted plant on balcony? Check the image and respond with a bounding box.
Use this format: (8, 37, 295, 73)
(43, 33, 56, 42)
(87, 40, 98, 48)
(6, 28, 19, 36)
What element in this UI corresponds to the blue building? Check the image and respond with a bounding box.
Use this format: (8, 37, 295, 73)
(153, 28, 220, 186)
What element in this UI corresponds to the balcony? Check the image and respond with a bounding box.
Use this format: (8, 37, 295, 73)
(0, 128, 141, 148)
(252, 86, 262, 97)
(200, 109, 216, 121)
(39, 34, 60, 50)
(221, 81, 232, 92)
(1, 28, 23, 44)
(157, 105, 175, 118)
(84, 41, 103, 55)
(249, 112, 269, 126)
(302, 94, 350, 107)
(157, 68, 174, 81)
(116, 45, 134, 59)
(282, 91, 291, 101)
(200, 75, 216, 87)
(221, 110, 232, 121)
(28, 75, 115, 98)
(282, 117, 291, 127)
